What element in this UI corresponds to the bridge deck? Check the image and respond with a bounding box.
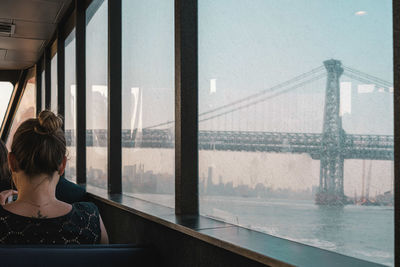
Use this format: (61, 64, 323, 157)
(65, 129, 393, 160)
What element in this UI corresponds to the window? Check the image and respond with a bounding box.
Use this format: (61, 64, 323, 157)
(0, 82, 14, 127)
(51, 53, 58, 112)
(65, 29, 76, 183)
(198, 1, 393, 266)
(121, 0, 175, 207)
(6, 71, 36, 148)
(86, 0, 108, 189)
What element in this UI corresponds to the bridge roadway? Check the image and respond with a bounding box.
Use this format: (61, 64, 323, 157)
(65, 129, 393, 161)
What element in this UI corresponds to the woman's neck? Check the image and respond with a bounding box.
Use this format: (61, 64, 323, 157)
(13, 172, 58, 205)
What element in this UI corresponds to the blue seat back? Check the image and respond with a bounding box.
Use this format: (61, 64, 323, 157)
(0, 244, 157, 267)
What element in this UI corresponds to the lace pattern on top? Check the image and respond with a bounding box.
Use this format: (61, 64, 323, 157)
(0, 202, 100, 244)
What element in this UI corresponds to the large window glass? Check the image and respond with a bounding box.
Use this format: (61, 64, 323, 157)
(6, 73, 36, 148)
(0, 82, 14, 127)
(198, 1, 393, 266)
(86, 0, 108, 189)
(65, 29, 76, 183)
(121, 0, 174, 207)
(51, 54, 58, 112)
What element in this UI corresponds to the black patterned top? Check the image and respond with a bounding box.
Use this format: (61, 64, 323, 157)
(0, 202, 101, 244)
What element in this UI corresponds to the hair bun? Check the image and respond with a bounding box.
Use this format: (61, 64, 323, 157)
(34, 110, 63, 135)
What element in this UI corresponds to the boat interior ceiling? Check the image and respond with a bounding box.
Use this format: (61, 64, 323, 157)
(0, 0, 72, 72)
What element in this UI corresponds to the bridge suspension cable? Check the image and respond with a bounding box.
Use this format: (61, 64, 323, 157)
(198, 65, 325, 117)
(198, 73, 326, 124)
(342, 72, 392, 91)
(145, 65, 325, 129)
(342, 65, 393, 89)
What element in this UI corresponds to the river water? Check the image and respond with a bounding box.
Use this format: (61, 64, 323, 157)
(130, 193, 394, 266)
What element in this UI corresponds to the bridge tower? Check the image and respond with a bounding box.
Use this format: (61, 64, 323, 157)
(316, 59, 346, 205)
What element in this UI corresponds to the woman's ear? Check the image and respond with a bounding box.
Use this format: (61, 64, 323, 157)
(58, 156, 67, 176)
(7, 153, 18, 172)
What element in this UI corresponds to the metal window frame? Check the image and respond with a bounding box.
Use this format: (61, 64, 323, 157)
(175, 0, 199, 215)
(39, 57, 46, 112)
(107, 0, 122, 194)
(57, 30, 65, 122)
(393, 0, 399, 264)
(75, 0, 87, 186)
(60, 3, 77, 42)
(49, 40, 58, 112)
(44, 48, 51, 110)
(35, 60, 42, 115)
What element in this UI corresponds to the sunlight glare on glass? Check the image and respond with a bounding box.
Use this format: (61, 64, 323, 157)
(355, 11, 367, 16)
(0, 82, 13, 126)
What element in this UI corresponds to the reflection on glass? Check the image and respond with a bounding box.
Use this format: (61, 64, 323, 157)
(198, 1, 393, 265)
(51, 54, 58, 112)
(0, 82, 14, 126)
(121, 0, 174, 208)
(6, 75, 36, 149)
(86, 0, 108, 189)
(65, 29, 76, 183)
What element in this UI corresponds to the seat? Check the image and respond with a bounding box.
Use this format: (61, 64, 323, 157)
(0, 244, 157, 267)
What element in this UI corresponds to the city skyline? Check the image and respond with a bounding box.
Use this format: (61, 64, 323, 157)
(71, 146, 393, 198)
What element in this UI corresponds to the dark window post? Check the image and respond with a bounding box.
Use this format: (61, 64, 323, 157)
(175, 0, 199, 215)
(76, 0, 86, 186)
(45, 48, 51, 110)
(57, 30, 65, 127)
(36, 60, 42, 115)
(393, 0, 399, 264)
(107, 0, 122, 194)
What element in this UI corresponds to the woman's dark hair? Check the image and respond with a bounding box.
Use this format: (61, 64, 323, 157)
(0, 140, 10, 180)
(11, 110, 66, 177)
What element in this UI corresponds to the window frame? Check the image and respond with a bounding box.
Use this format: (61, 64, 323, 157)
(50, 40, 58, 112)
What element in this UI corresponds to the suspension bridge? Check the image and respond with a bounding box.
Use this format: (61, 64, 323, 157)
(65, 59, 394, 205)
